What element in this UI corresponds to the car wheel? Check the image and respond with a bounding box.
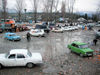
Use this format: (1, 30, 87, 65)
(26, 63, 33, 68)
(69, 48, 73, 53)
(13, 39, 15, 42)
(39, 35, 41, 37)
(0, 64, 2, 69)
(80, 53, 84, 57)
(5, 38, 7, 40)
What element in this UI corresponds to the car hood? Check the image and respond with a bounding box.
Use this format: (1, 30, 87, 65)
(32, 53, 42, 60)
(81, 48, 94, 52)
(0, 54, 6, 59)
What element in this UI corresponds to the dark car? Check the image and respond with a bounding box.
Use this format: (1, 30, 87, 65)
(48, 23, 55, 29)
(35, 24, 50, 33)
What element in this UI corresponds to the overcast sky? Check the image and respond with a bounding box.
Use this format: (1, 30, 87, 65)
(7, 0, 99, 13)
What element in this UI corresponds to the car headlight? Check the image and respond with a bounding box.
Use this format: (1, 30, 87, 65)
(85, 52, 87, 55)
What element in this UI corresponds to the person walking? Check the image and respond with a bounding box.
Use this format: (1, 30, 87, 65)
(93, 38, 98, 45)
(26, 32, 31, 42)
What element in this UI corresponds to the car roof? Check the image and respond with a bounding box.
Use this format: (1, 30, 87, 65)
(5, 32, 16, 35)
(72, 42, 86, 45)
(10, 49, 28, 54)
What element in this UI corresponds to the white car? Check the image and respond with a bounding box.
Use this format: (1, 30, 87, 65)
(30, 29, 45, 37)
(68, 26, 75, 31)
(61, 27, 70, 31)
(0, 49, 43, 69)
(52, 28, 63, 33)
(73, 26, 79, 30)
(96, 24, 100, 27)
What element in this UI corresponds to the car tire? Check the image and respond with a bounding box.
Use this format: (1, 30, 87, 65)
(0, 64, 2, 69)
(80, 53, 84, 57)
(39, 35, 41, 37)
(26, 63, 34, 68)
(13, 39, 15, 42)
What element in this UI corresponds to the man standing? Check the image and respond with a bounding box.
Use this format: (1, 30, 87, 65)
(26, 32, 31, 42)
(93, 38, 98, 45)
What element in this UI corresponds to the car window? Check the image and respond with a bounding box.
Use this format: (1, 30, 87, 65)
(75, 45, 79, 48)
(17, 54, 25, 58)
(72, 43, 76, 47)
(8, 54, 15, 59)
(27, 51, 32, 57)
(79, 44, 88, 49)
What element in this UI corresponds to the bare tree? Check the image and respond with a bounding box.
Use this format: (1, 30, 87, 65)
(2, 0, 7, 22)
(61, 1, 66, 18)
(96, 1, 100, 21)
(30, 0, 39, 23)
(15, 0, 25, 21)
(53, 0, 59, 24)
(66, 0, 76, 23)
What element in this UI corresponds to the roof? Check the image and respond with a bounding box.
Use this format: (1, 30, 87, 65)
(10, 49, 28, 54)
(5, 32, 16, 35)
(72, 42, 86, 45)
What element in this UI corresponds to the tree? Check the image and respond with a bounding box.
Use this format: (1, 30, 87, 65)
(15, 0, 25, 21)
(84, 13, 88, 20)
(96, 1, 100, 21)
(61, 1, 66, 18)
(30, 0, 39, 23)
(42, 0, 55, 22)
(2, 0, 7, 22)
(66, 0, 76, 23)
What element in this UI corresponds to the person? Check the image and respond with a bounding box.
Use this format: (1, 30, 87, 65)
(93, 38, 98, 45)
(26, 32, 31, 42)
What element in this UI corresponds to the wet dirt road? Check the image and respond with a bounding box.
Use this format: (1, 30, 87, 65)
(0, 27, 100, 75)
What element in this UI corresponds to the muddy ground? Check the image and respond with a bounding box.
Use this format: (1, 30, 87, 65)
(0, 26, 100, 75)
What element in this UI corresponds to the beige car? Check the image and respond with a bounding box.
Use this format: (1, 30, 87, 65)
(52, 27, 63, 33)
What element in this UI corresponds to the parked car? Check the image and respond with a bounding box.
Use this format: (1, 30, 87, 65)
(48, 23, 56, 29)
(30, 29, 45, 37)
(34, 24, 50, 33)
(52, 27, 63, 33)
(61, 27, 70, 31)
(4, 32, 21, 41)
(0, 49, 43, 69)
(73, 26, 79, 30)
(96, 24, 100, 27)
(67, 42, 94, 57)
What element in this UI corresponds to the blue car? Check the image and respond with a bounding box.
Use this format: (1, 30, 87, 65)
(5, 32, 21, 41)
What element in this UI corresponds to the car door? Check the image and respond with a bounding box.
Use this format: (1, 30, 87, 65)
(70, 43, 76, 52)
(5, 54, 16, 66)
(16, 54, 26, 66)
(74, 45, 80, 53)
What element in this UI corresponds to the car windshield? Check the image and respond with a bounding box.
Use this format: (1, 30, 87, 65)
(12, 34, 17, 36)
(79, 44, 88, 49)
(27, 51, 32, 57)
(36, 25, 47, 29)
(5, 52, 10, 58)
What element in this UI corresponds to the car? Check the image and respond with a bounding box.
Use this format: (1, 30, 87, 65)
(34, 24, 50, 33)
(73, 26, 79, 30)
(52, 27, 63, 33)
(30, 29, 45, 37)
(67, 42, 94, 57)
(68, 26, 75, 31)
(48, 23, 56, 29)
(4, 32, 21, 41)
(61, 27, 70, 31)
(96, 24, 100, 27)
(0, 49, 43, 69)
